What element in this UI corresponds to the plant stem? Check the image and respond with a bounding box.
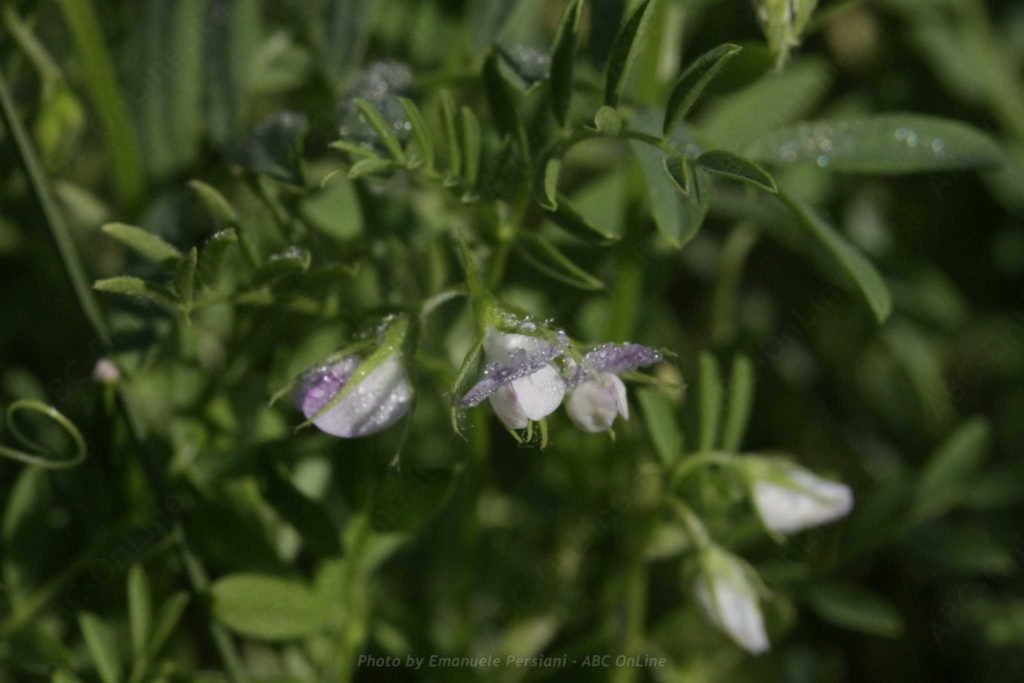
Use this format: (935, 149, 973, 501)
(668, 450, 736, 487)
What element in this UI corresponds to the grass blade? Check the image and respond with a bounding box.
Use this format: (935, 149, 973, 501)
(55, 0, 144, 206)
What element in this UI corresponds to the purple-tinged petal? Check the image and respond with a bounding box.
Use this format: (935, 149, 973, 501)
(568, 343, 662, 387)
(457, 331, 565, 408)
(295, 357, 361, 412)
(294, 355, 413, 438)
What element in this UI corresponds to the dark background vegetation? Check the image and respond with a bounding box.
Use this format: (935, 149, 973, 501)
(2, 1, 1023, 681)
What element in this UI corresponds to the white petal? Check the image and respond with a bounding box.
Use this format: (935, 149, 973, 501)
(608, 373, 628, 420)
(483, 329, 551, 362)
(695, 557, 769, 655)
(488, 385, 529, 430)
(753, 470, 853, 534)
(566, 373, 627, 433)
(307, 355, 413, 438)
(509, 364, 565, 421)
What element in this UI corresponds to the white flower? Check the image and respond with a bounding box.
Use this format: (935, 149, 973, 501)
(747, 460, 853, 534)
(563, 343, 662, 433)
(479, 331, 566, 429)
(566, 372, 628, 432)
(694, 548, 769, 655)
(296, 353, 412, 438)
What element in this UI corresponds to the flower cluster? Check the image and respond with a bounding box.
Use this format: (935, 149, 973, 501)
(455, 329, 663, 434)
(290, 319, 663, 440)
(284, 307, 853, 660)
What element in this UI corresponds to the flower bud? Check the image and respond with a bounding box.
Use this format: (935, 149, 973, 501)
(694, 547, 769, 654)
(755, 0, 818, 65)
(745, 459, 853, 534)
(563, 342, 662, 433)
(566, 372, 628, 433)
(296, 353, 412, 438)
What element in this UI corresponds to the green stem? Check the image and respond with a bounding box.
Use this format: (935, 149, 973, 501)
(668, 498, 712, 549)
(668, 450, 736, 487)
(0, 69, 248, 683)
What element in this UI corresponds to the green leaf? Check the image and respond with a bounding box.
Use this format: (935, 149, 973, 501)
(538, 156, 562, 210)
(353, 98, 406, 163)
(93, 276, 176, 308)
(329, 139, 379, 159)
(805, 582, 905, 638)
(720, 355, 755, 452)
(778, 191, 892, 323)
(398, 97, 435, 170)
(188, 180, 238, 226)
(550, 0, 583, 126)
(516, 234, 604, 291)
(744, 114, 1004, 174)
(348, 157, 397, 179)
(913, 418, 991, 521)
(451, 337, 484, 434)
(127, 565, 152, 661)
(697, 352, 723, 452)
(697, 150, 778, 192)
(210, 574, 330, 641)
(698, 59, 832, 151)
(51, 671, 86, 683)
(483, 52, 526, 151)
(662, 155, 690, 195)
(197, 229, 239, 288)
(637, 388, 683, 466)
(631, 140, 709, 247)
(604, 0, 657, 107)
(101, 223, 181, 264)
(174, 247, 198, 307)
(253, 247, 312, 285)
(440, 90, 461, 180)
(146, 592, 189, 659)
(663, 43, 742, 135)
(460, 106, 482, 191)
(544, 195, 620, 244)
(78, 612, 121, 683)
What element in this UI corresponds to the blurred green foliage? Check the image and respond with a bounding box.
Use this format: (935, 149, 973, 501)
(1, 0, 1024, 682)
